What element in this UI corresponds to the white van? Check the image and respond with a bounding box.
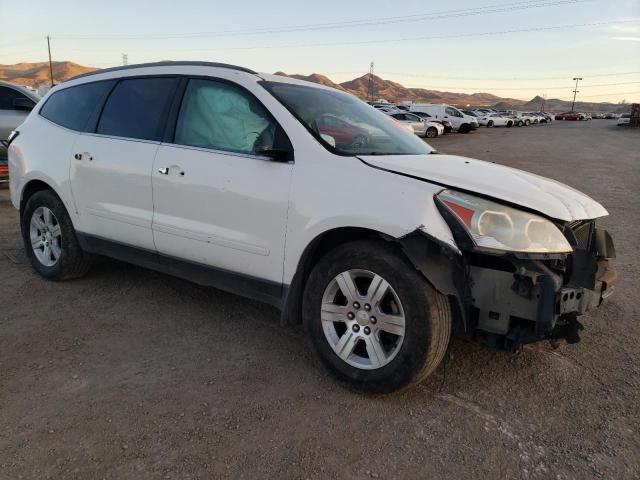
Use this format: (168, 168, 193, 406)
(409, 103, 478, 133)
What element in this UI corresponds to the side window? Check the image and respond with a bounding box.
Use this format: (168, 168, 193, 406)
(0, 87, 33, 111)
(40, 81, 113, 131)
(97, 78, 178, 141)
(445, 107, 457, 116)
(174, 79, 276, 155)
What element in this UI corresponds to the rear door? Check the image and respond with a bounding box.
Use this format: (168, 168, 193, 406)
(70, 77, 178, 250)
(151, 77, 293, 287)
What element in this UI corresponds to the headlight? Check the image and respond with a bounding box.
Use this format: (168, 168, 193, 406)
(436, 189, 572, 253)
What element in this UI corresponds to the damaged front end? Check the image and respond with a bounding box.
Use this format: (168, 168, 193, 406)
(401, 191, 617, 351)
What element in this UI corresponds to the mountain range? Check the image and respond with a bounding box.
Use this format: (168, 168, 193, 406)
(0, 61, 628, 113)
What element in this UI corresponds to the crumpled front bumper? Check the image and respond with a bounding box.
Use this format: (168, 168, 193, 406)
(468, 224, 617, 350)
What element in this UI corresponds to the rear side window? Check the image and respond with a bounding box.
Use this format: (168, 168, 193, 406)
(40, 81, 113, 131)
(97, 78, 178, 141)
(0, 86, 34, 111)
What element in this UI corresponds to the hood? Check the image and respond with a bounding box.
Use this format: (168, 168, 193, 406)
(359, 154, 607, 222)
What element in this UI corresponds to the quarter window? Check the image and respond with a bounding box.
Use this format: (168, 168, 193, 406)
(97, 78, 178, 141)
(174, 79, 276, 155)
(40, 81, 113, 131)
(0, 87, 34, 111)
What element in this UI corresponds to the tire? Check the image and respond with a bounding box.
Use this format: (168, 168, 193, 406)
(459, 124, 471, 134)
(518, 120, 524, 127)
(524, 119, 531, 126)
(21, 190, 92, 280)
(487, 120, 494, 127)
(425, 127, 438, 138)
(303, 240, 451, 394)
(506, 120, 514, 128)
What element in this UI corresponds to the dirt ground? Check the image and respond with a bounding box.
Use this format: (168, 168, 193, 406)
(1, 120, 638, 479)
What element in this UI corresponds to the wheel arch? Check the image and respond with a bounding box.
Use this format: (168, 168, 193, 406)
(280, 226, 467, 334)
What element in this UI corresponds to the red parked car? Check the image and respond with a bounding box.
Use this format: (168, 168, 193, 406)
(316, 114, 370, 148)
(555, 112, 584, 121)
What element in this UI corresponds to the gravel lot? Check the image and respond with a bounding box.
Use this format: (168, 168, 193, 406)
(1, 120, 638, 479)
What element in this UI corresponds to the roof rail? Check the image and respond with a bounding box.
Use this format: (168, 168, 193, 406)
(68, 61, 257, 81)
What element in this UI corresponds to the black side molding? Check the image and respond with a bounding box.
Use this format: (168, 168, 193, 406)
(76, 233, 285, 309)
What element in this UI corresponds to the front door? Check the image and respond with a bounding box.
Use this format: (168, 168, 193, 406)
(151, 78, 293, 285)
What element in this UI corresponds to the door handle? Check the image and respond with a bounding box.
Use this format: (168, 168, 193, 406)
(74, 152, 93, 161)
(158, 166, 185, 176)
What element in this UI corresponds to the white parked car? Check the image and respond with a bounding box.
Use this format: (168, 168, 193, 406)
(7, 62, 617, 393)
(477, 113, 514, 128)
(617, 113, 630, 126)
(387, 111, 443, 138)
(386, 111, 427, 137)
(408, 104, 478, 133)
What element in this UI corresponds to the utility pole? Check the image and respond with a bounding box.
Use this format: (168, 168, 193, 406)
(571, 77, 583, 112)
(367, 62, 374, 101)
(46, 35, 54, 87)
(122, 53, 128, 66)
(541, 94, 546, 112)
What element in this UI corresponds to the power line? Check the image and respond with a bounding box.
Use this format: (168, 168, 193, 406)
(376, 70, 640, 81)
(401, 81, 640, 91)
(50, 0, 593, 40)
(192, 20, 640, 51)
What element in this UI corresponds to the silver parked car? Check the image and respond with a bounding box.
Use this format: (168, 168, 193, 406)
(0, 82, 40, 182)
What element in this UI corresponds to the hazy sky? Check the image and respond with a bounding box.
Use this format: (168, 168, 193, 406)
(2, 0, 639, 102)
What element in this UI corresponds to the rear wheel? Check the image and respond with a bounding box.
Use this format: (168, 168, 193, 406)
(487, 120, 494, 127)
(303, 241, 451, 394)
(425, 126, 438, 138)
(21, 190, 92, 280)
(518, 120, 524, 127)
(525, 119, 531, 126)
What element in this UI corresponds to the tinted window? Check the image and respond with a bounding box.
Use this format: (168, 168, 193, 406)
(175, 79, 276, 155)
(0, 87, 34, 110)
(40, 81, 113, 131)
(97, 78, 177, 141)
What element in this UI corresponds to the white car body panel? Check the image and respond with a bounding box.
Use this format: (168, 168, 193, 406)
(70, 133, 158, 251)
(361, 154, 608, 222)
(9, 63, 609, 293)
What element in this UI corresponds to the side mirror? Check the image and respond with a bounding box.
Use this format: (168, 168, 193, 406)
(13, 97, 34, 111)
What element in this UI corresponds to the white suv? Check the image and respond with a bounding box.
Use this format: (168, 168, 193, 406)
(7, 62, 617, 393)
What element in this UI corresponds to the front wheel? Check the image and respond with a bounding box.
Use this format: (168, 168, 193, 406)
(524, 119, 531, 126)
(425, 126, 438, 138)
(487, 120, 494, 127)
(303, 241, 451, 394)
(506, 120, 514, 128)
(458, 124, 471, 134)
(21, 190, 92, 280)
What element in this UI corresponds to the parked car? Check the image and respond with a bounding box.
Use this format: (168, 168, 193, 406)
(315, 114, 371, 148)
(617, 113, 631, 126)
(409, 104, 478, 133)
(409, 111, 453, 133)
(477, 113, 514, 128)
(7, 61, 617, 393)
(0, 81, 40, 182)
(555, 112, 583, 121)
(386, 112, 428, 137)
(581, 113, 592, 121)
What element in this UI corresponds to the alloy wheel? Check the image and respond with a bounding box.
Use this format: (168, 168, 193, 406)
(29, 206, 62, 267)
(321, 269, 405, 370)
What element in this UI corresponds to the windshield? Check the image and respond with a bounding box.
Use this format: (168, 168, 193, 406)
(261, 81, 432, 156)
